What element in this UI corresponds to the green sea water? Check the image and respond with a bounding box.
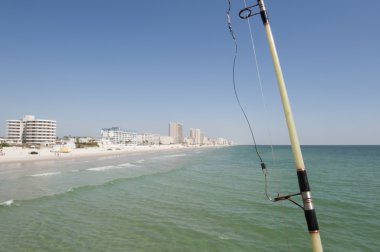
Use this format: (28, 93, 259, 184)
(0, 146, 379, 251)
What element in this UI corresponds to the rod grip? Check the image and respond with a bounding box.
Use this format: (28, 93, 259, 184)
(297, 170, 310, 192)
(305, 209, 319, 232)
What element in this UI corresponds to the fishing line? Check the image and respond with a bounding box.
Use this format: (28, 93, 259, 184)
(243, 0, 288, 206)
(228, 0, 278, 202)
(242, 0, 279, 202)
(229, 2, 323, 250)
(227, 0, 264, 165)
(238, 2, 299, 250)
(228, 1, 302, 208)
(240, 4, 292, 251)
(239, 0, 307, 205)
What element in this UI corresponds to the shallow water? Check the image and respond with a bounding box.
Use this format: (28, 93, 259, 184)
(0, 146, 379, 251)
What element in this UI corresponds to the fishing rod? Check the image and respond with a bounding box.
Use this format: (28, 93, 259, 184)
(239, 1, 324, 251)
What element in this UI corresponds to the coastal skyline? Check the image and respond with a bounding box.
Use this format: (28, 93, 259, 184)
(1, 1, 379, 145)
(3, 114, 230, 147)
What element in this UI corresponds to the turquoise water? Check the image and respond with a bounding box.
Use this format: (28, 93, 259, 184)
(0, 146, 379, 251)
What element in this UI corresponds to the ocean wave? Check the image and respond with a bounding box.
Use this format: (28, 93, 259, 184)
(1, 168, 181, 208)
(117, 163, 138, 167)
(30, 172, 61, 177)
(166, 154, 188, 158)
(86, 165, 116, 171)
(1, 182, 119, 207)
(135, 159, 145, 164)
(0, 199, 14, 207)
(155, 154, 188, 160)
(97, 156, 116, 161)
(218, 235, 231, 240)
(87, 163, 140, 171)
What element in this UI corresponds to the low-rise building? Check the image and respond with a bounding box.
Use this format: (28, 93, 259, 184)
(137, 133, 160, 145)
(159, 136, 174, 145)
(101, 127, 137, 146)
(77, 137, 97, 143)
(215, 137, 230, 146)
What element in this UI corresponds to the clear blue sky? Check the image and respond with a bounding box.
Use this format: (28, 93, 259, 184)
(1, 1, 379, 145)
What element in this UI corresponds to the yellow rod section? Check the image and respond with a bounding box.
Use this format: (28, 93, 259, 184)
(257, 0, 323, 251)
(263, 24, 305, 171)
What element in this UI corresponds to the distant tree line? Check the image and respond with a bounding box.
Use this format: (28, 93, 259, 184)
(75, 138, 99, 148)
(0, 143, 10, 147)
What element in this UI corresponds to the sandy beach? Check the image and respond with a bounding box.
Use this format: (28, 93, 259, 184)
(0, 145, 201, 164)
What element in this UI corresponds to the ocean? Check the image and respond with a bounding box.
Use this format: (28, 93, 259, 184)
(0, 145, 379, 251)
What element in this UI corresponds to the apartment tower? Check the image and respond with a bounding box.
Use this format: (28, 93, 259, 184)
(169, 122, 183, 144)
(189, 128, 202, 145)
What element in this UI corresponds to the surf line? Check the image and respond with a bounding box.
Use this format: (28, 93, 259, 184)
(228, 1, 323, 251)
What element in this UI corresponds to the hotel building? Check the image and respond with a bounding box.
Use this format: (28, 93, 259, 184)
(169, 122, 183, 144)
(6, 115, 56, 146)
(101, 127, 137, 145)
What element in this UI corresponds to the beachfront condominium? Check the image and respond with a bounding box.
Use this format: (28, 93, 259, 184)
(6, 115, 56, 146)
(101, 127, 137, 146)
(169, 122, 183, 144)
(189, 128, 202, 145)
(137, 133, 160, 146)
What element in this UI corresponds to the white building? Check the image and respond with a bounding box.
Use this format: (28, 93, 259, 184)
(183, 137, 193, 145)
(215, 137, 230, 146)
(203, 136, 210, 145)
(6, 115, 56, 146)
(159, 136, 174, 145)
(137, 133, 160, 145)
(101, 127, 137, 146)
(189, 128, 202, 145)
(77, 137, 97, 143)
(169, 122, 183, 144)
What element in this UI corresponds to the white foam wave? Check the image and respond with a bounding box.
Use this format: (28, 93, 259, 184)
(87, 163, 140, 171)
(117, 163, 138, 167)
(30, 172, 61, 177)
(218, 235, 231, 240)
(87, 166, 115, 171)
(168, 154, 188, 157)
(0, 199, 14, 206)
(135, 159, 145, 164)
(155, 154, 188, 159)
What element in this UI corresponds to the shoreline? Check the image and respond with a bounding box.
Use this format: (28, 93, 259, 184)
(0, 145, 217, 164)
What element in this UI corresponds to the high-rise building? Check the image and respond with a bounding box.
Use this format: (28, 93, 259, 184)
(169, 122, 183, 144)
(189, 128, 202, 145)
(6, 115, 56, 145)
